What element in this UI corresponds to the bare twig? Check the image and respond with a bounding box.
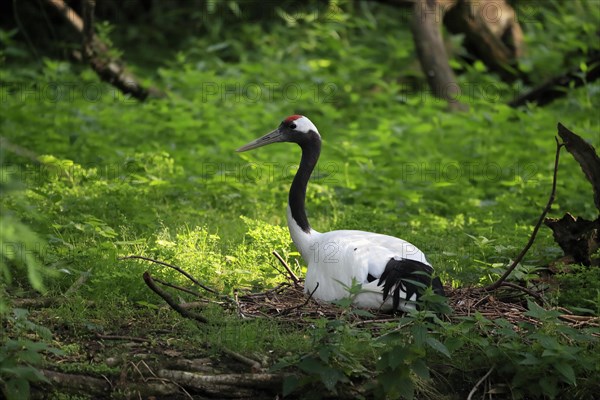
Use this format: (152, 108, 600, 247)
(96, 334, 149, 343)
(498, 281, 545, 303)
(281, 283, 319, 314)
(45, 0, 163, 100)
(0, 137, 40, 162)
(221, 347, 263, 372)
(153, 277, 202, 298)
(121, 255, 218, 295)
(64, 269, 91, 296)
(272, 251, 300, 285)
(351, 317, 397, 327)
(467, 365, 496, 400)
(485, 137, 564, 291)
(157, 370, 282, 395)
(142, 272, 208, 324)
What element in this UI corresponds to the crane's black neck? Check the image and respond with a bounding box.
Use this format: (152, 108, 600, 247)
(289, 133, 321, 233)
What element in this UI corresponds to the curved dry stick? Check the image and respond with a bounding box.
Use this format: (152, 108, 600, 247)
(485, 137, 564, 291)
(498, 281, 545, 303)
(467, 365, 496, 400)
(281, 282, 319, 315)
(153, 277, 202, 298)
(143, 272, 208, 324)
(121, 255, 218, 295)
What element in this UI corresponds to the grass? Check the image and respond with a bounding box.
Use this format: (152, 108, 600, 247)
(1, 1, 599, 398)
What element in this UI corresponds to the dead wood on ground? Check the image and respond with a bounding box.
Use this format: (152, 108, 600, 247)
(543, 123, 600, 266)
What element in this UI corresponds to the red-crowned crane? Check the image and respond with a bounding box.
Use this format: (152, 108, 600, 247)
(237, 115, 444, 312)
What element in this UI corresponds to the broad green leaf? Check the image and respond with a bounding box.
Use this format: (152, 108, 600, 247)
(426, 337, 451, 358)
(554, 363, 577, 386)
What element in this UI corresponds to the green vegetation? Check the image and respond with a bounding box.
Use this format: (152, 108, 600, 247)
(1, 1, 599, 399)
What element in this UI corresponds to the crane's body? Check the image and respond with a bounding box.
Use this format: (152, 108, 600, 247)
(237, 115, 443, 311)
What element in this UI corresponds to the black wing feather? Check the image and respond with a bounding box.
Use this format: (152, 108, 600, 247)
(378, 258, 444, 310)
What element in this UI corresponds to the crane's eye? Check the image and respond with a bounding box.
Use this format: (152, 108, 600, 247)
(289, 123, 297, 130)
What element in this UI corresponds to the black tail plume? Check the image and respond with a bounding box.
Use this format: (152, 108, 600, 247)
(378, 258, 444, 310)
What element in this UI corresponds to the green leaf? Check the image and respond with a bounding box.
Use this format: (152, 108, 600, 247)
(282, 375, 302, 397)
(352, 309, 375, 318)
(519, 353, 540, 366)
(539, 376, 558, 398)
(425, 337, 451, 358)
(411, 359, 430, 380)
(411, 325, 427, 347)
(554, 363, 577, 386)
(387, 345, 409, 369)
(5, 378, 30, 400)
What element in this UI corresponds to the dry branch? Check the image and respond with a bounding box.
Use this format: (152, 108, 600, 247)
(143, 271, 208, 324)
(157, 370, 283, 394)
(543, 123, 600, 265)
(154, 277, 203, 298)
(484, 136, 563, 291)
(96, 334, 150, 343)
(121, 255, 218, 295)
(221, 347, 264, 372)
(498, 282, 544, 303)
(281, 282, 319, 314)
(467, 365, 496, 400)
(510, 52, 600, 107)
(272, 250, 301, 285)
(557, 123, 600, 211)
(39, 368, 183, 398)
(40, 369, 111, 396)
(45, 0, 163, 100)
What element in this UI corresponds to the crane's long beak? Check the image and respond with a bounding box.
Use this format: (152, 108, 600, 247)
(236, 128, 284, 152)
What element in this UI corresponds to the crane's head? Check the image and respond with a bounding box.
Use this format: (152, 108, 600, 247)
(236, 115, 320, 152)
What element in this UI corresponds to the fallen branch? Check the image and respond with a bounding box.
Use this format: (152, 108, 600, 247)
(142, 271, 208, 324)
(510, 52, 600, 108)
(165, 358, 216, 373)
(221, 347, 264, 372)
(467, 365, 496, 400)
(153, 277, 202, 298)
(272, 250, 300, 285)
(121, 255, 218, 295)
(542, 123, 600, 265)
(157, 370, 283, 394)
(39, 368, 183, 398)
(40, 369, 111, 396)
(96, 334, 150, 343)
(485, 136, 563, 291)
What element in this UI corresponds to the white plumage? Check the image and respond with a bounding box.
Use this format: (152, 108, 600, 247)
(238, 115, 443, 312)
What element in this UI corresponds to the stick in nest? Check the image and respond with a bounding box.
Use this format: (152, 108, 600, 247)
(485, 137, 564, 292)
(281, 282, 319, 315)
(272, 251, 300, 285)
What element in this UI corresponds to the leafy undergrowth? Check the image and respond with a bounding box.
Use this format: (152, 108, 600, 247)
(2, 0, 600, 399)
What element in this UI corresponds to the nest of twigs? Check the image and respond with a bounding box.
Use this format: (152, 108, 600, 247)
(234, 281, 599, 332)
(125, 253, 599, 333)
